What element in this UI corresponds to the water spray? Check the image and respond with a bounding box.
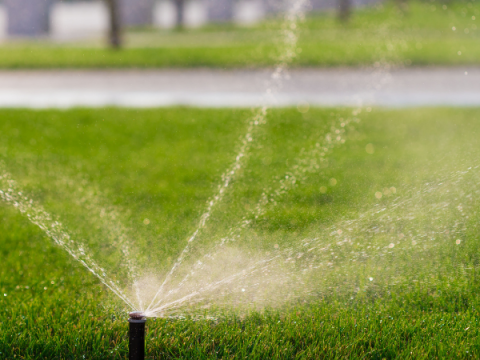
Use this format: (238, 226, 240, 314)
(128, 311, 147, 360)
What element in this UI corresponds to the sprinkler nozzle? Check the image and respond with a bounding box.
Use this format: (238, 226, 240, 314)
(129, 311, 147, 320)
(128, 312, 147, 360)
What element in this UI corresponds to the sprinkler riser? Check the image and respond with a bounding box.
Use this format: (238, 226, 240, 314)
(129, 318, 147, 360)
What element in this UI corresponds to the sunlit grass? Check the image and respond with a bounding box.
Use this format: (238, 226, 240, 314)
(1, 107, 480, 358)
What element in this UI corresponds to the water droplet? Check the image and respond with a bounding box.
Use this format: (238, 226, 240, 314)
(329, 178, 337, 186)
(319, 186, 327, 194)
(375, 192, 383, 199)
(143, 218, 150, 225)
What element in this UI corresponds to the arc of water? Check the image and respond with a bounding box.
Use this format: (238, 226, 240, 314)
(65, 180, 142, 309)
(146, 0, 309, 313)
(0, 168, 136, 310)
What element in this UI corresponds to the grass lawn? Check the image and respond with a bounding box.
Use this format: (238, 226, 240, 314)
(1, 1, 480, 68)
(1, 106, 480, 358)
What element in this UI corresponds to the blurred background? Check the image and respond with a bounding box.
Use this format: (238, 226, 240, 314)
(1, 0, 476, 68)
(0, 0, 379, 40)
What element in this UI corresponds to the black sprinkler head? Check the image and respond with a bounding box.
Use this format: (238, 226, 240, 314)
(128, 312, 147, 360)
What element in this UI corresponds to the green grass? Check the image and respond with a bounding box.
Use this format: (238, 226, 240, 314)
(1, 107, 480, 358)
(1, 1, 480, 68)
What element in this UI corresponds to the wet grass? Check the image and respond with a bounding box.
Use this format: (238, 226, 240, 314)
(1, 1, 480, 68)
(1, 107, 480, 358)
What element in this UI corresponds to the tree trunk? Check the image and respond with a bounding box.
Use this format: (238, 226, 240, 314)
(338, 0, 351, 22)
(174, 0, 185, 28)
(105, 0, 122, 48)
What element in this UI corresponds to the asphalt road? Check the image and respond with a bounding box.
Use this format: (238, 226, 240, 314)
(1, 67, 479, 108)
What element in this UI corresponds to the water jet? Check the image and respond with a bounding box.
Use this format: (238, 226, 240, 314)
(128, 311, 147, 360)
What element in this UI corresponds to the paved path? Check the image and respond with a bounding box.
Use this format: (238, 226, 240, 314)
(1, 68, 479, 108)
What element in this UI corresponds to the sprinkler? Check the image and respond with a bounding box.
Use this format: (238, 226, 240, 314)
(128, 311, 147, 360)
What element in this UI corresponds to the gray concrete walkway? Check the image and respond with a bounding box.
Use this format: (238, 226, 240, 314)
(1, 67, 479, 108)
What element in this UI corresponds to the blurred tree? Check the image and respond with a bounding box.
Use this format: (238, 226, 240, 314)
(174, 0, 185, 28)
(338, 0, 351, 22)
(105, 0, 122, 48)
